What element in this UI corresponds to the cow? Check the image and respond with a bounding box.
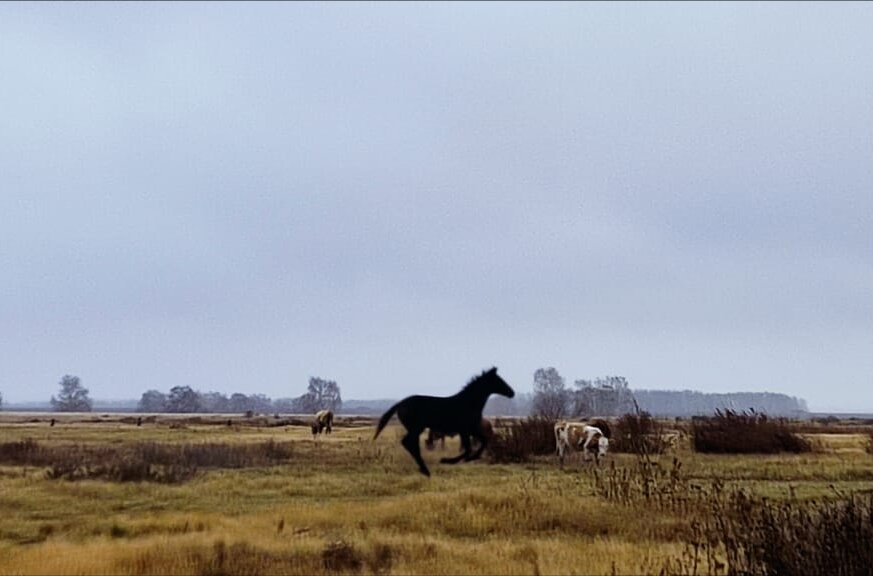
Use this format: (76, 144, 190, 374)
(661, 429, 684, 450)
(554, 420, 609, 466)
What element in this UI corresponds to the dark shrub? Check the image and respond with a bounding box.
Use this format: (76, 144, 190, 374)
(488, 417, 556, 463)
(0, 439, 294, 483)
(691, 409, 810, 454)
(0, 439, 45, 464)
(367, 543, 393, 576)
(322, 540, 363, 574)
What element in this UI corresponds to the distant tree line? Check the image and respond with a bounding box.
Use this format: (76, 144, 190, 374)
(22, 371, 807, 418)
(30, 373, 340, 415)
(632, 389, 807, 417)
(529, 367, 808, 419)
(136, 377, 342, 414)
(529, 368, 635, 419)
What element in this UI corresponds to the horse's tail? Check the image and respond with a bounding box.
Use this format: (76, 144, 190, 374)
(373, 401, 401, 440)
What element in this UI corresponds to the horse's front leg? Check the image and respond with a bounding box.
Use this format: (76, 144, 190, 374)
(440, 435, 472, 464)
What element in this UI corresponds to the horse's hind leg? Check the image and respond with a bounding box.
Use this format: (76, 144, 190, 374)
(467, 434, 488, 461)
(401, 431, 431, 477)
(440, 435, 472, 464)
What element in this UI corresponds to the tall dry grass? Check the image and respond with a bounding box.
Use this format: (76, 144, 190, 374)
(593, 444, 873, 575)
(611, 412, 672, 455)
(0, 416, 871, 575)
(662, 483, 873, 576)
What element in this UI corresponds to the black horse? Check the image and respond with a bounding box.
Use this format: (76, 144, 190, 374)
(373, 367, 514, 476)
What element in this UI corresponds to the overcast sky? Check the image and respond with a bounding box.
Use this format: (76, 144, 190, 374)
(1, 2, 871, 411)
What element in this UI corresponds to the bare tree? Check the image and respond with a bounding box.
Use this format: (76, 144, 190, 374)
(51, 375, 92, 412)
(199, 392, 230, 413)
(137, 389, 167, 412)
(294, 377, 342, 413)
(166, 386, 201, 413)
(572, 376, 636, 417)
(531, 367, 569, 419)
(248, 393, 273, 414)
(225, 393, 247, 413)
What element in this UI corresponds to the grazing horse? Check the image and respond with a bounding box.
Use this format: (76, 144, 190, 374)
(374, 367, 514, 477)
(311, 409, 334, 437)
(425, 417, 494, 452)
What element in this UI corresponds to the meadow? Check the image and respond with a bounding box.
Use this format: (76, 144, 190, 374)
(0, 413, 871, 575)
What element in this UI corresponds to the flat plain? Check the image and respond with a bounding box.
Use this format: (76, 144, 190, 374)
(0, 413, 871, 575)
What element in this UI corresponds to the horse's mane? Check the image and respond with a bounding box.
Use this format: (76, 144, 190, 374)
(459, 367, 497, 394)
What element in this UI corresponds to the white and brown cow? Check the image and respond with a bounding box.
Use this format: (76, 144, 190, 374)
(554, 420, 609, 466)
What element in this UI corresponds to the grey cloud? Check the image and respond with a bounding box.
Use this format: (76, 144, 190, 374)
(1, 2, 871, 410)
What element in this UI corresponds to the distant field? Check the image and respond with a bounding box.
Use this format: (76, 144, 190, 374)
(0, 413, 871, 575)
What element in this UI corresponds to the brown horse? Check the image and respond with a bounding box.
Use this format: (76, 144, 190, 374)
(425, 417, 494, 451)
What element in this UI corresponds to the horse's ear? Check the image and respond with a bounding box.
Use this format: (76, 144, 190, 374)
(488, 367, 497, 374)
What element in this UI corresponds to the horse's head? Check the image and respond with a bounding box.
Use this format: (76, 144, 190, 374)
(482, 367, 515, 398)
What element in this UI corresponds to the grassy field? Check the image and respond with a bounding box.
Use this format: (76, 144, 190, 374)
(0, 413, 871, 575)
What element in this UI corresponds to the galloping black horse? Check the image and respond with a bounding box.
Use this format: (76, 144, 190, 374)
(373, 367, 514, 476)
